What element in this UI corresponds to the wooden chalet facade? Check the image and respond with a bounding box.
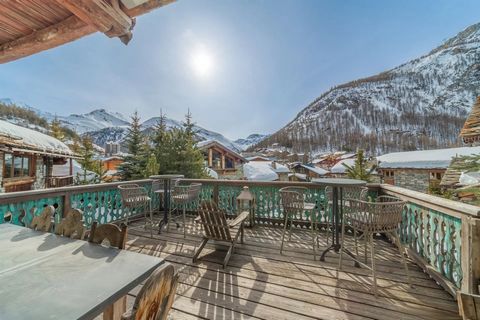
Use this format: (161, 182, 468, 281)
(0, 120, 76, 193)
(460, 96, 480, 145)
(198, 141, 247, 177)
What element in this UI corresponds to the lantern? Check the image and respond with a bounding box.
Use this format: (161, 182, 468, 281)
(236, 186, 255, 227)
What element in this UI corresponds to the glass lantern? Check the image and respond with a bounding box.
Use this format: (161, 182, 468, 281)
(236, 186, 255, 227)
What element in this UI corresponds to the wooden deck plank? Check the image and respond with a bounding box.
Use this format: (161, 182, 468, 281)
(125, 219, 459, 320)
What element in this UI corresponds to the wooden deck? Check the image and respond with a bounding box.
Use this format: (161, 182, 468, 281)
(123, 217, 460, 320)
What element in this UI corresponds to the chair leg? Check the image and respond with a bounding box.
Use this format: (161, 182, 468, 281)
(391, 230, 412, 287)
(183, 206, 186, 239)
(311, 211, 317, 261)
(338, 215, 346, 270)
(364, 236, 368, 264)
(280, 214, 289, 255)
(150, 202, 153, 238)
(224, 242, 235, 268)
(192, 238, 208, 263)
(354, 228, 359, 258)
(326, 208, 330, 245)
(240, 224, 245, 244)
(369, 233, 378, 296)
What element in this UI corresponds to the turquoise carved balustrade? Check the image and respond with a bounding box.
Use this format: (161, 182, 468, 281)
(399, 202, 462, 288)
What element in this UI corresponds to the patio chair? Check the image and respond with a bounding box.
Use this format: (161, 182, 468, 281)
(457, 291, 480, 320)
(338, 195, 411, 295)
(169, 183, 202, 238)
(88, 221, 128, 249)
(55, 208, 85, 239)
(121, 263, 178, 320)
(118, 184, 154, 237)
(30, 205, 55, 232)
(193, 200, 249, 268)
(279, 187, 318, 260)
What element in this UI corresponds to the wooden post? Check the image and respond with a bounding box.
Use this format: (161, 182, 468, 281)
(221, 154, 225, 170)
(208, 149, 213, 167)
(213, 184, 219, 204)
(461, 216, 480, 294)
(103, 295, 126, 320)
(69, 158, 73, 176)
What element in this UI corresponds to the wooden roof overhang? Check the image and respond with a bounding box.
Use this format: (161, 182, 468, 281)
(198, 141, 247, 163)
(0, 0, 175, 64)
(461, 97, 480, 144)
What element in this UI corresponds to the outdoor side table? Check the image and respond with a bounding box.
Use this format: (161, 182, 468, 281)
(0, 224, 164, 320)
(150, 174, 184, 234)
(311, 178, 366, 262)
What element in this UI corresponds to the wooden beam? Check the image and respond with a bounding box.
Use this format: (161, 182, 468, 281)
(0, 15, 95, 64)
(55, 0, 134, 44)
(0, 0, 176, 64)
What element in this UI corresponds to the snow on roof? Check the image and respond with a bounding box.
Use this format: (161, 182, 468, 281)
(331, 159, 355, 173)
(243, 162, 279, 181)
(377, 146, 480, 169)
(339, 153, 356, 160)
(289, 173, 307, 181)
(0, 120, 72, 155)
(205, 167, 218, 179)
(246, 155, 271, 161)
(301, 164, 328, 175)
(273, 162, 290, 173)
(52, 160, 96, 180)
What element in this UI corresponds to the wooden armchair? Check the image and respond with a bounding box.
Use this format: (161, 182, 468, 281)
(121, 263, 178, 320)
(457, 291, 480, 320)
(55, 208, 85, 239)
(88, 221, 128, 249)
(30, 205, 55, 232)
(193, 201, 249, 268)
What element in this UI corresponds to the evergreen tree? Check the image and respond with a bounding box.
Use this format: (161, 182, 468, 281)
(152, 110, 173, 174)
(77, 135, 96, 184)
(175, 111, 206, 178)
(50, 116, 64, 141)
(144, 152, 160, 177)
(342, 149, 376, 182)
(118, 111, 145, 180)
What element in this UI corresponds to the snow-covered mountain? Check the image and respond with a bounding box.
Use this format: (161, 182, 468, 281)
(254, 22, 480, 155)
(234, 134, 269, 150)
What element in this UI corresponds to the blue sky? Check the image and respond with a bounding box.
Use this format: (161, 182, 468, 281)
(1, 0, 479, 139)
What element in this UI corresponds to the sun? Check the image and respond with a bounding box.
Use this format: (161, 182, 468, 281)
(190, 47, 214, 78)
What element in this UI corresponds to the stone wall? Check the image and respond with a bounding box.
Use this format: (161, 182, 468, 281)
(393, 169, 430, 193)
(33, 156, 45, 190)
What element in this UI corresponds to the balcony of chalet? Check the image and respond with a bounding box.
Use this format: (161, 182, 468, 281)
(1, 178, 476, 320)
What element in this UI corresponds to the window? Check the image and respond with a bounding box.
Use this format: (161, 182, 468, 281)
(3, 153, 32, 178)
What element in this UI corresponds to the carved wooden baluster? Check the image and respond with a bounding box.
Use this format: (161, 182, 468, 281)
(30, 205, 55, 232)
(55, 208, 85, 239)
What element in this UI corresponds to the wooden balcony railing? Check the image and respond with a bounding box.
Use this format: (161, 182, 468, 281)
(0, 178, 479, 297)
(46, 175, 74, 188)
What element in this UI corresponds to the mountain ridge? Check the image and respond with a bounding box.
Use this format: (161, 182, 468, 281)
(253, 22, 480, 155)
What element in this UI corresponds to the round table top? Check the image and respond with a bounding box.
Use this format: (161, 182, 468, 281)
(150, 174, 185, 180)
(311, 178, 366, 187)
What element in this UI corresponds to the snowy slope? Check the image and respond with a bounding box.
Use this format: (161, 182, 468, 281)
(234, 134, 269, 151)
(60, 109, 130, 133)
(255, 22, 480, 155)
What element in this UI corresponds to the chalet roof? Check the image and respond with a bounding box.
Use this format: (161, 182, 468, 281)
(439, 158, 463, 188)
(460, 97, 480, 144)
(377, 146, 480, 169)
(0, 120, 74, 158)
(197, 140, 247, 162)
(331, 159, 355, 174)
(243, 162, 278, 181)
(0, 0, 175, 64)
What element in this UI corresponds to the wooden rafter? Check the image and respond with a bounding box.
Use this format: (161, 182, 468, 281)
(55, 0, 134, 44)
(0, 0, 176, 64)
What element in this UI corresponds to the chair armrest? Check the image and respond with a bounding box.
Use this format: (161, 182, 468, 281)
(229, 211, 249, 227)
(194, 216, 202, 224)
(121, 309, 133, 320)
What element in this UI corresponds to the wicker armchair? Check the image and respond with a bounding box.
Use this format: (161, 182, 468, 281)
(279, 187, 317, 260)
(118, 184, 154, 237)
(169, 183, 202, 238)
(338, 195, 411, 295)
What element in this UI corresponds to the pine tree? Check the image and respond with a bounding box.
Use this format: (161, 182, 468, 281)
(77, 135, 96, 184)
(342, 149, 376, 182)
(144, 152, 160, 177)
(152, 110, 173, 174)
(175, 111, 206, 178)
(118, 111, 145, 180)
(50, 116, 64, 141)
